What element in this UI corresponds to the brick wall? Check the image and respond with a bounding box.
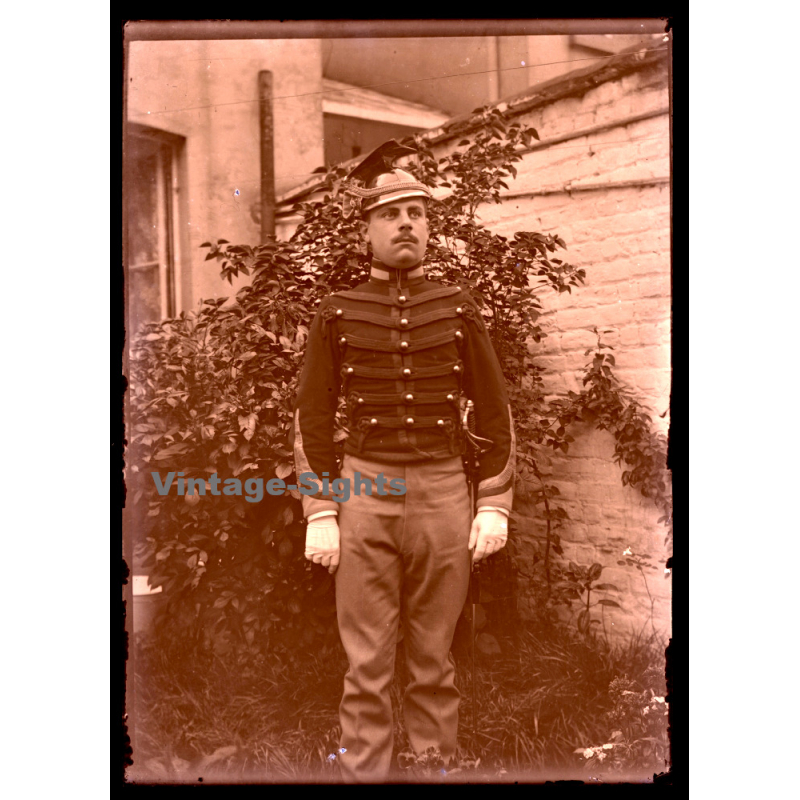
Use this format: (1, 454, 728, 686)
(430, 57, 672, 641)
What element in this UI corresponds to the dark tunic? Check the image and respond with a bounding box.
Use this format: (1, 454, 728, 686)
(292, 265, 516, 517)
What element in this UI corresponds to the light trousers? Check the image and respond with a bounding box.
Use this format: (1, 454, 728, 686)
(334, 454, 472, 783)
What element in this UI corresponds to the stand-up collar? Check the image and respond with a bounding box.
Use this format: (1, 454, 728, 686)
(369, 259, 425, 286)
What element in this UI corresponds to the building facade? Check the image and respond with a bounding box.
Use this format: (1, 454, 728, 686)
(126, 38, 326, 332)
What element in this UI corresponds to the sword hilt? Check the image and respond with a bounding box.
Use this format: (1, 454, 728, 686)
(470, 555, 481, 598)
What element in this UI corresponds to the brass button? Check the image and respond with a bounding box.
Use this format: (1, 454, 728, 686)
(399, 318, 409, 328)
(346, 367, 354, 375)
(405, 417, 414, 426)
(370, 418, 378, 426)
(456, 306, 463, 315)
(437, 419, 445, 427)
(398, 295, 407, 304)
(453, 365, 461, 373)
(403, 368, 411, 377)
(455, 330, 463, 340)
(405, 393, 414, 402)
(335, 308, 343, 317)
(446, 393, 455, 402)
(400, 341, 409, 351)
(339, 336, 347, 345)
(357, 397, 364, 405)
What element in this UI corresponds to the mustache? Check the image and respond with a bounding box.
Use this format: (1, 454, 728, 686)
(392, 234, 418, 243)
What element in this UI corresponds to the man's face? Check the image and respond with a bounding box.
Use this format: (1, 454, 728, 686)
(362, 198, 429, 269)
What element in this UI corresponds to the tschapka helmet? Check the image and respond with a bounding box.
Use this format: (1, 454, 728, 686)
(342, 139, 432, 219)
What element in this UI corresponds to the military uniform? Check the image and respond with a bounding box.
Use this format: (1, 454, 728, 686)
(291, 142, 515, 782)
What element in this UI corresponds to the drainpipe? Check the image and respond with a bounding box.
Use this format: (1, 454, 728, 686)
(486, 36, 500, 103)
(258, 70, 276, 240)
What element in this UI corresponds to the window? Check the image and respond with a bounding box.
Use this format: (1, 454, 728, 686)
(320, 79, 449, 170)
(125, 125, 183, 332)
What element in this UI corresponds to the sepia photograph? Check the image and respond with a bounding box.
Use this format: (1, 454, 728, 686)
(122, 19, 673, 785)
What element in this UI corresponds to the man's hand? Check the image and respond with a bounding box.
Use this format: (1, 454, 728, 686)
(305, 516, 340, 574)
(468, 509, 508, 564)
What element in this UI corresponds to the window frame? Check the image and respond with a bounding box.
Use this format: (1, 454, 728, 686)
(125, 123, 184, 323)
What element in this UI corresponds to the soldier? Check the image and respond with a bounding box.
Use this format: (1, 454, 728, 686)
(291, 140, 515, 783)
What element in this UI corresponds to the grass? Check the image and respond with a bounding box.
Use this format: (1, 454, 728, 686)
(127, 621, 668, 784)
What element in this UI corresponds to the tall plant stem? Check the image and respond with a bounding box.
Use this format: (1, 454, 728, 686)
(531, 459, 552, 595)
(638, 565, 657, 639)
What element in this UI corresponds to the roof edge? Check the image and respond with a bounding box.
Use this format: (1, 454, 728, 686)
(277, 38, 669, 207)
(422, 38, 669, 146)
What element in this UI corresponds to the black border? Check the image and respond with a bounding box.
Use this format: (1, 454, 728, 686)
(117, 16, 681, 789)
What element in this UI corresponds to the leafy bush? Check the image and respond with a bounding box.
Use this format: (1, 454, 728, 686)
(575, 672, 669, 777)
(128, 105, 670, 660)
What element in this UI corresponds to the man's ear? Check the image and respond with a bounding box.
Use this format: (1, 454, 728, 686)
(358, 218, 369, 242)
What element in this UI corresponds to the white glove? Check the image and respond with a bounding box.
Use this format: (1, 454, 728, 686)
(305, 516, 340, 574)
(468, 509, 508, 564)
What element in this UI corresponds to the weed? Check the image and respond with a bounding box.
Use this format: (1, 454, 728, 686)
(129, 621, 668, 783)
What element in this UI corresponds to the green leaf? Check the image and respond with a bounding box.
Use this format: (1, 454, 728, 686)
(597, 599, 621, 608)
(154, 443, 190, 460)
(276, 462, 293, 480)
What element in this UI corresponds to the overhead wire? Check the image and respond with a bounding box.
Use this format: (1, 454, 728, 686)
(134, 46, 668, 117)
(128, 41, 670, 190)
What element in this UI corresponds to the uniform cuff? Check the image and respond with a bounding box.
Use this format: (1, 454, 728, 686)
(476, 500, 512, 515)
(307, 510, 338, 522)
(477, 505, 510, 517)
(301, 496, 341, 519)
